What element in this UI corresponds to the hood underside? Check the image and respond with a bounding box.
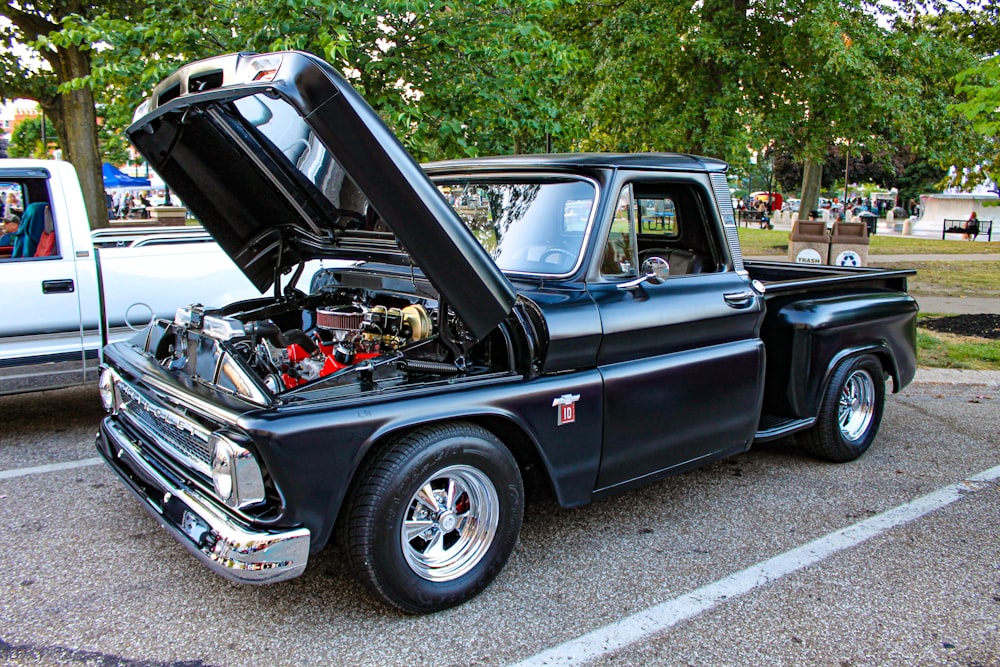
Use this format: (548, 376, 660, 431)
(126, 51, 515, 340)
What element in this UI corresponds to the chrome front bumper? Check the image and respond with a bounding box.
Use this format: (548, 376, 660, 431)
(97, 416, 310, 584)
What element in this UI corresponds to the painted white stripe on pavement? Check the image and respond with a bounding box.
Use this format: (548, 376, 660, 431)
(513, 463, 1000, 667)
(0, 457, 104, 481)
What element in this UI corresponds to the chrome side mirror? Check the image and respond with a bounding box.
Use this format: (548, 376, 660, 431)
(617, 256, 670, 290)
(641, 256, 670, 283)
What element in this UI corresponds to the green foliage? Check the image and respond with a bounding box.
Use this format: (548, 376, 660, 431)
(951, 54, 1000, 190)
(5, 0, 990, 211)
(916, 329, 1000, 370)
(562, 0, 985, 195)
(8, 116, 59, 159)
(71, 0, 584, 161)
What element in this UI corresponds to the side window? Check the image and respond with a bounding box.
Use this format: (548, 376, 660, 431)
(633, 181, 722, 277)
(601, 186, 637, 279)
(1, 181, 58, 261)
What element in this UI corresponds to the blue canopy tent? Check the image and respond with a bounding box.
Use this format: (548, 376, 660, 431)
(102, 163, 151, 189)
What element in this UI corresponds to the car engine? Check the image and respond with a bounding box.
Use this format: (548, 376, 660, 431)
(155, 285, 441, 396)
(247, 300, 435, 391)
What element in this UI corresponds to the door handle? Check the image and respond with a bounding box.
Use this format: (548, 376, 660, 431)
(42, 279, 75, 294)
(723, 290, 755, 308)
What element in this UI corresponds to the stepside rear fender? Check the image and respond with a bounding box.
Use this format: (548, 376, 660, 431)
(761, 290, 917, 418)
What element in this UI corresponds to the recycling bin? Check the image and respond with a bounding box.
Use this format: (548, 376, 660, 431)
(828, 221, 870, 267)
(787, 220, 830, 265)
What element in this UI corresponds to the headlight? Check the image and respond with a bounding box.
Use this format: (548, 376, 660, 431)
(210, 432, 266, 510)
(98, 367, 118, 413)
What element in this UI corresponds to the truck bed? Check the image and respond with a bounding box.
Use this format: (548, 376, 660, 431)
(745, 260, 918, 441)
(745, 259, 915, 297)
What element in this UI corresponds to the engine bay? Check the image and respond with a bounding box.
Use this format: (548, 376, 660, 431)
(144, 274, 517, 402)
(243, 295, 436, 392)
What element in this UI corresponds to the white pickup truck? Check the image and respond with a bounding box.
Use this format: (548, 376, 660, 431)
(0, 159, 274, 396)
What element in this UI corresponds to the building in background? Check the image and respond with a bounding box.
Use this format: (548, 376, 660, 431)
(0, 99, 42, 143)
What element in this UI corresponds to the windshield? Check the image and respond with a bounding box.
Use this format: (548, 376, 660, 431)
(436, 178, 597, 275)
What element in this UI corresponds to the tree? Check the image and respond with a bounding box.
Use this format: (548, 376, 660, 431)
(0, 1, 129, 228)
(72, 1, 581, 163)
(7, 115, 59, 158)
(554, 0, 987, 220)
(951, 53, 1000, 193)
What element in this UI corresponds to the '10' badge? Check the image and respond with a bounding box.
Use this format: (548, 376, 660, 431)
(552, 394, 581, 425)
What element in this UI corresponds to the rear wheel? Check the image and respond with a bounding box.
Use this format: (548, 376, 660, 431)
(800, 354, 885, 462)
(342, 422, 523, 613)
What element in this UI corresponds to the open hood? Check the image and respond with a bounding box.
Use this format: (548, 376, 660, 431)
(126, 51, 515, 341)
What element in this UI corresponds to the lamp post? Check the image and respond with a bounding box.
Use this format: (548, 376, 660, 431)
(843, 150, 850, 209)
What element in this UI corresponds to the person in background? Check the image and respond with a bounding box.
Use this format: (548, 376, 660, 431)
(0, 214, 20, 246)
(5, 191, 20, 216)
(964, 212, 980, 241)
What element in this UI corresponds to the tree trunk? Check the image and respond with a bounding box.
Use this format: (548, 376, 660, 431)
(47, 45, 109, 230)
(798, 159, 824, 223)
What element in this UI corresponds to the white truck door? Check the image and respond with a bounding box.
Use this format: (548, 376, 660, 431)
(0, 164, 87, 395)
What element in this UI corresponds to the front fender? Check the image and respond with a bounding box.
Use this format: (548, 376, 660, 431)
(239, 370, 605, 552)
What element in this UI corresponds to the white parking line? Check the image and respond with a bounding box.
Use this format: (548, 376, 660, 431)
(0, 457, 104, 481)
(512, 463, 1000, 667)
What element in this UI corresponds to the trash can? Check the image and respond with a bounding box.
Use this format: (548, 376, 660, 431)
(858, 212, 877, 236)
(829, 221, 870, 267)
(788, 220, 830, 265)
(147, 206, 188, 224)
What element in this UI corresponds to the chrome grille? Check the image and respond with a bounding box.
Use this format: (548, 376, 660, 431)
(117, 380, 213, 476)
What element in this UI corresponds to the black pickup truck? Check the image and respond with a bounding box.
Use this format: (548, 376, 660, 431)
(96, 51, 917, 613)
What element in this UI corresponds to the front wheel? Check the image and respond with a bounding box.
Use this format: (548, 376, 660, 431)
(800, 354, 886, 462)
(341, 422, 523, 613)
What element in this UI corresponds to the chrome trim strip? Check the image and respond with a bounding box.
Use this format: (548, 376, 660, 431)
(131, 368, 245, 425)
(100, 417, 310, 583)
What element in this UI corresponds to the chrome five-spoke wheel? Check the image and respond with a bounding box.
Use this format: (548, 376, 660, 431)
(402, 465, 500, 581)
(837, 368, 876, 443)
(342, 422, 523, 613)
(801, 354, 885, 463)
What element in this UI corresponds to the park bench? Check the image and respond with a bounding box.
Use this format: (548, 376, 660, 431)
(739, 209, 771, 228)
(942, 218, 993, 241)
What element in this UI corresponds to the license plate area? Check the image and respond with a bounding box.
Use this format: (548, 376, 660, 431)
(181, 509, 210, 544)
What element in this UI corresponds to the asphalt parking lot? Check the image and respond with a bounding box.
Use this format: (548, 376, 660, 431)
(1, 381, 997, 667)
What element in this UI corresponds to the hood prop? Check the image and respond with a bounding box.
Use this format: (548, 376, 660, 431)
(438, 298, 470, 372)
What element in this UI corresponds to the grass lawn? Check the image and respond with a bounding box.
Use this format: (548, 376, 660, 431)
(917, 329, 1000, 370)
(736, 227, 1000, 256)
(876, 260, 1000, 298)
(736, 227, 1000, 297)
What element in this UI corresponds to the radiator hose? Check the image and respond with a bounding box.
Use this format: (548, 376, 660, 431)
(248, 321, 319, 356)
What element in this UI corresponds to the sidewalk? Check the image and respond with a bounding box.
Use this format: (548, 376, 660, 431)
(913, 368, 1000, 386)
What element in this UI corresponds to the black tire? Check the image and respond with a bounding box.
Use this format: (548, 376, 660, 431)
(799, 354, 886, 462)
(341, 422, 523, 613)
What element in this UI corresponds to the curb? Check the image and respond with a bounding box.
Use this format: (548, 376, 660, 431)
(912, 368, 1000, 387)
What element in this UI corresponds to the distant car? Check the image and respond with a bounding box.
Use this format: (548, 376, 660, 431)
(783, 198, 801, 213)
